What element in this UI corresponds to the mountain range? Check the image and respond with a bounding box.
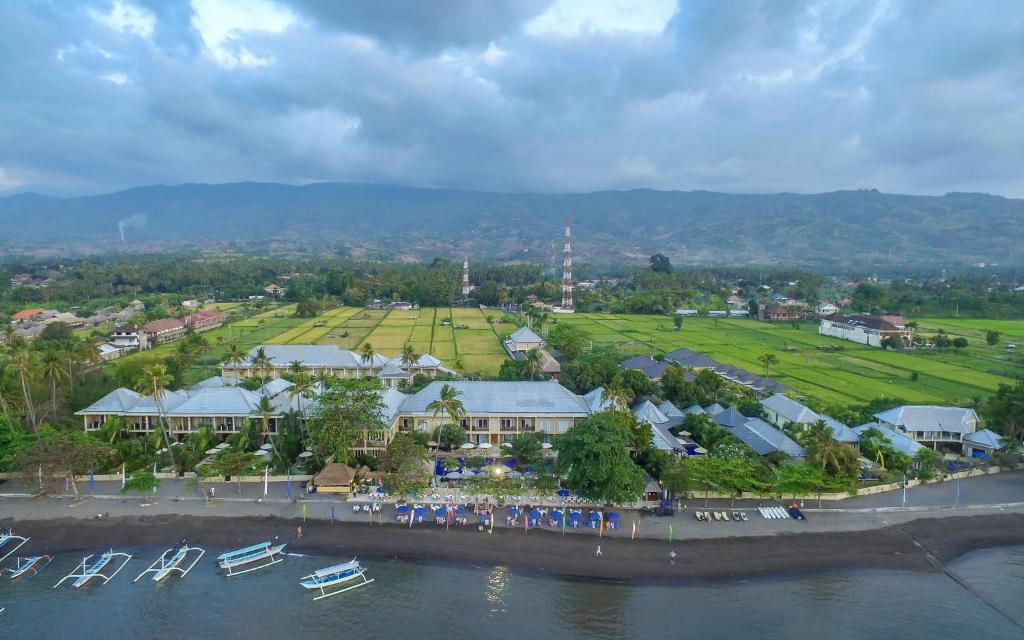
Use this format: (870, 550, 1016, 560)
(1, 182, 1021, 267)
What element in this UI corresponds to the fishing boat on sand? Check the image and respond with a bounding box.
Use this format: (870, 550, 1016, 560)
(217, 541, 286, 577)
(7, 555, 53, 580)
(0, 531, 30, 563)
(53, 550, 133, 589)
(300, 559, 374, 600)
(133, 544, 206, 583)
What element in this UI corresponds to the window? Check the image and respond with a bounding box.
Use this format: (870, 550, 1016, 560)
(558, 419, 570, 432)
(460, 418, 470, 428)
(500, 418, 514, 430)
(540, 420, 552, 432)
(475, 418, 488, 430)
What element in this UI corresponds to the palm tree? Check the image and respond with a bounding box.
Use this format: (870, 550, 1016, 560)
(521, 348, 543, 380)
(506, 432, 542, 471)
(135, 363, 177, 471)
(254, 395, 284, 468)
(427, 383, 466, 425)
(40, 348, 67, 420)
(288, 360, 306, 377)
(313, 370, 334, 393)
(400, 343, 420, 369)
(601, 382, 631, 410)
(804, 420, 856, 474)
(249, 346, 272, 387)
(69, 338, 100, 395)
(358, 342, 375, 366)
(288, 371, 314, 423)
(0, 362, 19, 433)
(758, 353, 779, 379)
(10, 340, 37, 431)
(223, 343, 247, 368)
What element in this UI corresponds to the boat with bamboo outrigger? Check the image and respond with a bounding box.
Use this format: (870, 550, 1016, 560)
(0, 530, 30, 563)
(7, 555, 53, 580)
(53, 550, 133, 589)
(300, 559, 374, 601)
(217, 541, 286, 577)
(133, 544, 205, 583)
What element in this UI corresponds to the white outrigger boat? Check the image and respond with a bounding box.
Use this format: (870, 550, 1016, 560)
(0, 531, 30, 563)
(300, 559, 373, 601)
(217, 541, 285, 577)
(7, 555, 53, 580)
(53, 550, 133, 589)
(133, 544, 206, 583)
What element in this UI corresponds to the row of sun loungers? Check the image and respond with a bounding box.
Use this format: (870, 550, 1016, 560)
(695, 511, 748, 522)
(758, 506, 806, 520)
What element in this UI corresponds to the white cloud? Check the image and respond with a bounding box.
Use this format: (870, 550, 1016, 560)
(525, 0, 677, 37)
(90, 0, 155, 38)
(0, 167, 23, 190)
(101, 72, 129, 85)
(191, 0, 296, 68)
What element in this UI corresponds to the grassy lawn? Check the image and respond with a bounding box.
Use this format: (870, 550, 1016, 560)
(558, 313, 1021, 408)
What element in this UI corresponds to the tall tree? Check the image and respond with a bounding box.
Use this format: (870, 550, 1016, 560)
(758, 352, 779, 378)
(135, 363, 177, 471)
(223, 343, 247, 368)
(804, 420, 858, 476)
(10, 340, 37, 430)
(427, 383, 465, 424)
(400, 343, 421, 368)
(379, 433, 430, 496)
(41, 348, 67, 420)
(18, 428, 112, 497)
(249, 346, 272, 386)
(554, 411, 644, 504)
(506, 432, 542, 471)
(304, 379, 386, 463)
(521, 348, 543, 380)
(358, 342, 376, 365)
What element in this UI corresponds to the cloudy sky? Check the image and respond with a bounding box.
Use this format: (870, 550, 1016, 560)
(1, 0, 1022, 196)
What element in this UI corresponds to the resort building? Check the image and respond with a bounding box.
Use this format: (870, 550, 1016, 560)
(108, 325, 149, 351)
(962, 429, 1007, 459)
(144, 318, 187, 344)
(710, 406, 807, 458)
(852, 422, 924, 457)
(220, 344, 450, 385)
(503, 326, 545, 354)
(819, 314, 912, 348)
(633, 399, 700, 455)
(873, 405, 980, 452)
(184, 309, 225, 332)
(620, 355, 672, 382)
(760, 394, 859, 444)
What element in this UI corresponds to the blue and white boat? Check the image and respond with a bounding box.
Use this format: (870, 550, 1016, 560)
(217, 541, 285, 577)
(7, 555, 53, 580)
(133, 544, 206, 583)
(300, 559, 373, 600)
(53, 550, 133, 589)
(0, 531, 30, 563)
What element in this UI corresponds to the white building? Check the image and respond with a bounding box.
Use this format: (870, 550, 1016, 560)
(819, 314, 911, 348)
(874, 405, 980, 452)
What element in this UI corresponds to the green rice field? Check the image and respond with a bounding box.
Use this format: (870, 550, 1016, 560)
(557, 313, 1023, 407)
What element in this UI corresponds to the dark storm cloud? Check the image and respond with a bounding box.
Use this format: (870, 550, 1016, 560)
(0, 0, 1022, 197)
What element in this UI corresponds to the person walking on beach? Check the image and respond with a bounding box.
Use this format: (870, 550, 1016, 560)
(595, 544, 602, 557)
(297, 526, 303, 539)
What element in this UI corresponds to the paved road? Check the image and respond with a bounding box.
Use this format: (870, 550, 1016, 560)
(3, 471, 1022, 542)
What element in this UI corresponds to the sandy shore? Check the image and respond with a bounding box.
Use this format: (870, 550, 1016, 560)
(4, 511, 1022, 584)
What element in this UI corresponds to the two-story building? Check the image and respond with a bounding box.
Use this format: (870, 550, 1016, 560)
(873, 405, 980, 452)
(220, 344, 450, 383)
(819, 314, 911, 348)
(144, 318, 187, 344)
(185, 310, 225, 332)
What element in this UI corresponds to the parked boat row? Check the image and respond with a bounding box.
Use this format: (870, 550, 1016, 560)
(758, 506, 806, 520)
(0, 530, 373, 606)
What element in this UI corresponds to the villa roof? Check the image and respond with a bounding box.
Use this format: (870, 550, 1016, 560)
(258, 378, 295, 396)
(582, 387, 612, 412)
(682, 404, 705, 416)
(125, 390, 192, 415)
(239, 345, 389, 369)
(761, 394, 818, 424)
(75, 388, 140, 414)
(824, 314, 903, 332)
(166, 387, 263, 416)
(189, 376, 242, 390)
(704, 403, 725, 416)
(874, 406, 977, 434)
(634, 400, 669, 426)
(400, 381, 589, 415)
(378, 361, 411, 378)
(962, 429, 1005, 451)
(852, 422, 925, 456)
(820, 416, 860, 443)
(506, 326, 544, 344)
(714, 406, 749, 429)
(658, 400, 684, 419)
(734, 418, 806, 457)
(621, 355, 657, 369)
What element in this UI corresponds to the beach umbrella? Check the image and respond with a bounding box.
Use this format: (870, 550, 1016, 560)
(523, 472, 536, 479)
(157, 448, 167, 454)
(427, 441, 439, 448)
(215, 442, 231, 449)
(541, 442, 553, 449)
(456, 507, 466, 515)
(589, 511, 601, 520)
(508, 508, 520, 516)
(460, 442, 476, 450)
(375, 486, 384, 493)
(414, 506, 426, 516)
(259, 443, 273, 450)
(500, 442, 513, 448)
(529, 510, 541, 519)
(254, 450, 269, 457)
(445, 471, 462, 479)
(507, 470, 522, 478)
(434, 507, 446, 517)
(556, 488, 571, 497)
(205, 448, 220, 455)
(695, 447, 708, 454)
(607, 512, 620, 520)
(396, 504, 409, 513)
(298, 451, 314, 458)
(477, 442, 492, 450)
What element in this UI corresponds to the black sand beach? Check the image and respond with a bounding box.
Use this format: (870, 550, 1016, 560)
(5, 512, 1023, 583)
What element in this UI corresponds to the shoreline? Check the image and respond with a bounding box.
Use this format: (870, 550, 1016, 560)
(5, 512, 1023, 584)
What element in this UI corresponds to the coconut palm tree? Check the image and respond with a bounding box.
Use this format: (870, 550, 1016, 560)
(288, 371, 314, 423)
(506, 432, 542, 472)
(758, 353, 779, 379)
(288, 360, 306, 377)
(804, 420, 857, 474)
(601, 382, 631, 410)
(249, 346, 272, 387)
(358, 342, 375, 366)
(40, 348, 67, 420)
(135, 363, 177, 470)
(223, 343, 247, 368)
(427, 383, 466, 425)
(9, 340, 37, 431)
(521, 348, 543, 380)
(254, 395, 284, 468)
(313, 370, 334, 392)
(400, 343, 420, 369)
(0, 362, 19, 433)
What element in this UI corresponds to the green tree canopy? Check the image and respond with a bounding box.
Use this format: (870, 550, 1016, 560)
(554, 411, 644, 504)
(304, 379, 386, 462)
(379, 433, 430, 495)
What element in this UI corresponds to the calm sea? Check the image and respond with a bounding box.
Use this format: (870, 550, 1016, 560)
(2, 545, 1022, 639)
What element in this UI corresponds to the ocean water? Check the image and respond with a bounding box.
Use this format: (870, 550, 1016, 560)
(1, 545, 1022, 639)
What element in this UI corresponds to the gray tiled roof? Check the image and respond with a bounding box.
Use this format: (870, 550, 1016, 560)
(658, 400, 684, 419)
(634, 400, 669, 426)
(962, 429, 1005, 450)
(400, 381, 589, 415)
(682, 404, 705, 416)
(761, 393, 818, 424)
(258, 378, 294, 396)
(714, 406, 749, 429)
(852, 422, 925, 456)
(506, 326, 544, 344)
(621, 355, 657, 369)
(240, 345, 375, 369)
(874, 406, 977, 434)
(582, 387, 612, 412)
(167, 387, 262, 416)
(126, 390, 191, 415)
(735, 418, 806, 457)
(75, 388, 140, 414)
